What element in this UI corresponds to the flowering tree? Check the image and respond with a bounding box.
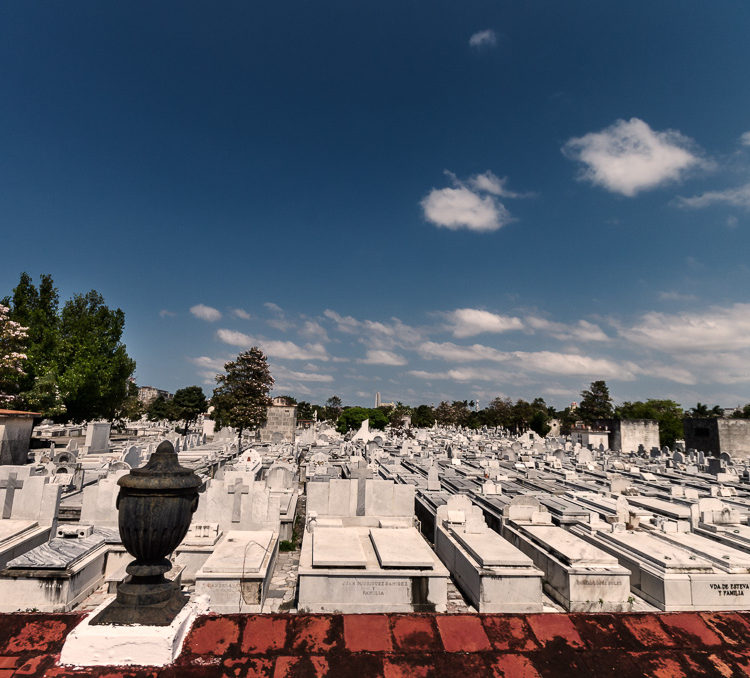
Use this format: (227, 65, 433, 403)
(0, 303, 28, 404)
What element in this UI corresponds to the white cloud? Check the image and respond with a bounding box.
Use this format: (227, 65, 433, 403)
(469, 171, 526, 198)
(418, 340, 640, 381)
(624, 304, 750, 352)
(676, 183, 750, 210)
(446, 308, 523, 337)
(272, 364, 334, 383)
(231, 308, 251, 320)
(657, 291, 698, 302)
(216, 328, 329, 361)
(264, 302, 294, 331)
(324, 310, 421, 350)
(274, 382, 313, 396)
(418, 341, 509, 363)
(359, 350, 408, 366)
(300, 320, 329, 342)
(409, 367, 507, 382)
(639, 363, 696, 385)
(159, 309, 176, 318)
(514, 351, 639, 380)
(190, 304, 222, 322)
(421, 185, 511, 232)
(215, 329, 255, 347)
(189, 355, 227, 372)
(323, 309, 360, 334)
(563, 118, 702, 196)
(469, 29, 497, 48)
(525, 317, 608, 342)
(740, 131, 750, 147)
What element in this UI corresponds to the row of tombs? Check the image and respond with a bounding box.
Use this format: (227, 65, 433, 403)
(2, 452, 750, 614)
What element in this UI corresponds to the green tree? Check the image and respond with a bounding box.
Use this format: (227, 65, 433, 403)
(296, 401, 315, 420)
(172, 386, 208, 434)
(483, 397, 512, 428)
(555, 406, 578, 435)
(325, 395, 342, 421)
(578, 380, 613, 423)
(388, 402, 412, 428)
(336, 407, 388, 433)
(3, 274, 134, 421)
(115, 380, 144, 424)
(55, 290, 135, 422)
(411, 404, 435, 428)
(147, 395, 177, 422)
(689, 402, 723, 417)
(529, 410, 551, 437)
(434, 401, 454, 426)
(730, 404, 750, 419)
(211, 348, 274, 440)
(616, 399, 684, 448)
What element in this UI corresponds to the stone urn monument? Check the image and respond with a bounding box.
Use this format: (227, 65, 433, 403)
(92, 440, 200, 625)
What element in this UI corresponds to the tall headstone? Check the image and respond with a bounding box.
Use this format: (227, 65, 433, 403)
(0, 411, 38, 465)
(82, 422, 111, 455)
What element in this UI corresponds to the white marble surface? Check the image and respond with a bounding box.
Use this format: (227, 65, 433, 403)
(313, 527, 367, 567)
(369, 527, 434, 568)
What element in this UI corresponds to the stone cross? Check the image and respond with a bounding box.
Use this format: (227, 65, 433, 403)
(227, 477, 250, 523)
(0, 472, 24, 519)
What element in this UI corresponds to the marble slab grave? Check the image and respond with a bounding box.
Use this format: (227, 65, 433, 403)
(200, 530, 274, 574)
(313, 527, 367, 568)
(369, 527, 434, 568)
(451, 528, 532, 568)
(6, 527, 119, 570)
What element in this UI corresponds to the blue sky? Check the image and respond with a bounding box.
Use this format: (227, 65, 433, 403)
(2, 2, 750, 409)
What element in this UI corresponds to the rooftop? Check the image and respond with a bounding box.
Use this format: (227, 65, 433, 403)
(2, 611, 750, 677)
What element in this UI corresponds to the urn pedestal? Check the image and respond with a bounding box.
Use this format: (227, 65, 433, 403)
(92, 440, 200, 626)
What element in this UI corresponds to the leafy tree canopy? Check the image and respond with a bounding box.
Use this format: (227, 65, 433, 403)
(411, 404, 435, 428)
(172, 385, 208, 433)
(730, 404, 750, 419)
(147, 395, 177, 422)
(577, 380, 613, 423)
(689, 402, 723, 417)
(211, 348, 274, 439)
(3, 274, 135, 422)
(336, 407, 388, 433)
(324, 395, 342, 421)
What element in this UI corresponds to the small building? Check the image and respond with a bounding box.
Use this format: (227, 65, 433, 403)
(594, 419, 660, 453)
(569, 423, 609, 450)
(137, 386, 172, 407)
(258, 400, 297, 443)
(683, 418, 750, 459)
(0, 409, 41, 465)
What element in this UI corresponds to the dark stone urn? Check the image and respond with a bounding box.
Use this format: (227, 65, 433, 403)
(92, 440, 200, 626)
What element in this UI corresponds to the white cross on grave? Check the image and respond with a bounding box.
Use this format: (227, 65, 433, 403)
(227, 477, 250, 523)
(0, 472, 24, 519)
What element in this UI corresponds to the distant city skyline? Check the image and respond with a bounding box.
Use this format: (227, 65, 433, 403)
(2, 2, 749, 408)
